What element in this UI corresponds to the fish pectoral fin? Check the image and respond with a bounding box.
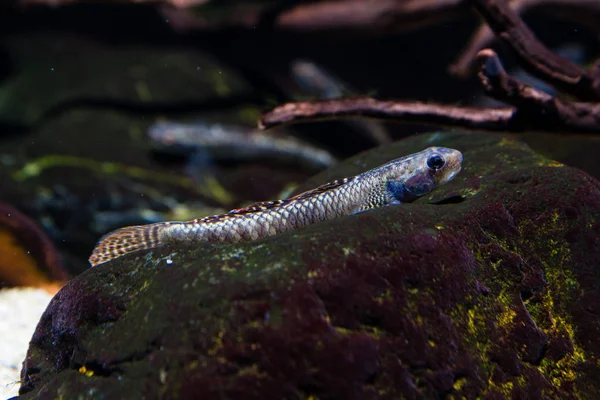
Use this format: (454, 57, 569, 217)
(348, 206, 368, 216)
(349, 200, 401, 216)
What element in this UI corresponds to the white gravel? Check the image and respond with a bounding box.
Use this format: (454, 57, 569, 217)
(0, 288, 53, 399)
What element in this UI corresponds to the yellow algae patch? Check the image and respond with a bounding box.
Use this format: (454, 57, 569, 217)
(453, 303, 490, 356)
(495, 301, 517, 331)
(453, 376, 467, 391)
(307, 270, 319, 279)
(375, 288, 392, 304)
(461, 186, 481, 198)
(78, 366, 95, 377)
(515, 216, 585, 394)
(342, 247, 354, 256)
(451, 292, 519, 394)
(237, 363, 267, 378)
(486, 378, 514, 397)
(208, 330, 225, 357)
(333, 326, 353, 336)
(497, 137, 519, 147)
(220, 264, 238, 274)
(536, 160, 564, 168)
(534, 272, 585, 393)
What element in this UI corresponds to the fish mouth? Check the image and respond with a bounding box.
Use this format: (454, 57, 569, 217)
(445, 151, 463, 183)
(445, 168, 461, 183)
(438, 158, 462, 184)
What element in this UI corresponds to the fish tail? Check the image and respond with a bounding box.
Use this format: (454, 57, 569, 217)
(89, 223, 168, 267)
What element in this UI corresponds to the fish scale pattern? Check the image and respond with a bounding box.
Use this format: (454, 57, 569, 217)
(89, 147, 463, 267)
(163, 177, 371, 245)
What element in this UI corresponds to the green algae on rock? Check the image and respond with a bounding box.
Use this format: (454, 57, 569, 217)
(18, 131, 600, 399)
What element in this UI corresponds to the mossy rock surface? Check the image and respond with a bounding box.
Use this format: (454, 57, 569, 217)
(18, 131, 600, 399)
(0, 33, 251, 126)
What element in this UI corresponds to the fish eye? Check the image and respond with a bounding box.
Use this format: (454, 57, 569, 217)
(427, 154, 445, 171)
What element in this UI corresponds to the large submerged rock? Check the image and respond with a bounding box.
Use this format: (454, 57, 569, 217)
(17, 131, 600, 399)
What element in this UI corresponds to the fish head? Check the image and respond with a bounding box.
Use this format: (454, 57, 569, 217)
(383, 146, 463, 202)
(421, 146, 463, 186)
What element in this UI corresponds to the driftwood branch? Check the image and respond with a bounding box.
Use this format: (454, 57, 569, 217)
(449, 0, 600, 79)
(449, 0, 529, 79)
(259, 97, 516, 132)
(11, 0, 590, 41)
(476, 49, 600, 131)
(259, 0, 600, 134)
(259, 50, 600, 134)
(468, 0, 600, 101)
(9, 0, 600, 46)
(158, 0, 467, 35)
(158, 0, 600, 40)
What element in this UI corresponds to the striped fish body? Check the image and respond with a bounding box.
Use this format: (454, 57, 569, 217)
(89, 146, 463, 266)
(163, 176, 372, 244)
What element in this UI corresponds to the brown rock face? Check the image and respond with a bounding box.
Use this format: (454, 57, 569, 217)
(18, 132, 600, 399)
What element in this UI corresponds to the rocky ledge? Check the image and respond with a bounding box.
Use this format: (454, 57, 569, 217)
(17, 131, 600, 399)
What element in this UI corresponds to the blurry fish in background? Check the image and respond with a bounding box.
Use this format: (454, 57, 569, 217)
(148, 120, 338, 181)
(290, 59, 392, 145)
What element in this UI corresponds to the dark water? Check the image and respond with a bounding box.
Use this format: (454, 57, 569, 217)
(0, 2, 598, 279)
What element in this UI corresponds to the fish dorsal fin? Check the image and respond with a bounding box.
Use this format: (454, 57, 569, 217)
(227, 200, 288, 215)
(194, 177, 354, 223)
(195, 200, 288, 223)
(288, 177, 354, 201)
